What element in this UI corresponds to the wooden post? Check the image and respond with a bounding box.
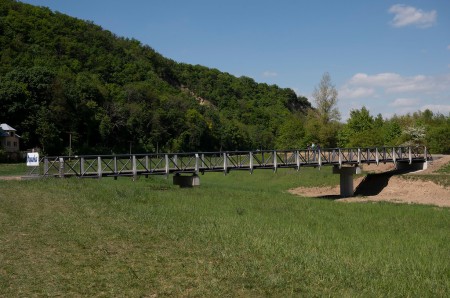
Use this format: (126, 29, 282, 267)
(318, 149, 322, 168)
(273, 150, 278, 172)
(357, 148, 361, 165)
(376, 147, 379, 165)
(223, 152, 228, 175)
(409, 147, 412, 164)
(80, 157, 85, 176)
(44, 158, 49, 176)
(59, 157, 64, 178)
(195, 154, 199, 175)
(97, 156, 102, 178)
(132, 155, 137, 180)
(165, 154, 169, 178)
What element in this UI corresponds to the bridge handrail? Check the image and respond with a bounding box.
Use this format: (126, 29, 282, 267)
(37, 146, 431, 178)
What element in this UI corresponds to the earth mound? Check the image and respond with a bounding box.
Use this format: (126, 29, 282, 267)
(289, 155, 450, 208)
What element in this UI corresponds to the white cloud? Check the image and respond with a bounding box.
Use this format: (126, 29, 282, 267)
(388, 4, 437, 28)
(349, 72, 402, 87)
(345, 72, 450, 94)
(447, 45, 450, 50)
(262, 70, 278, 77)
(420, 105, 450, 114)
(339, 86, 375, 99)
(339, 72, 450, 118)
(389, 98, 419, 107)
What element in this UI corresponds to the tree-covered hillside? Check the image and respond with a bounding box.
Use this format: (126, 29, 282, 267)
(1, 0, 449, 157)
(0, 0, 310, 155)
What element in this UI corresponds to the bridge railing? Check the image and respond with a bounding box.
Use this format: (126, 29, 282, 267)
(37, 146, 431, 178)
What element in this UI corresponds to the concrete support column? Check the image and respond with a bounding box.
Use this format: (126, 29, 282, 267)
(332, 166, 361, 197)
(173, 174, 200, 187)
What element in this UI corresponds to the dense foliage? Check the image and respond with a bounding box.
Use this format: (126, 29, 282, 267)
(1, 1, 448, 155)
(0, 0, 310, 155)
(337, 108, 450, 154)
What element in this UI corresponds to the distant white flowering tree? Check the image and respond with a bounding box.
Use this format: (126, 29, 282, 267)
(402, 125, 426, 146)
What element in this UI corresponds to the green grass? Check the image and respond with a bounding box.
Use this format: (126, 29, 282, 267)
(0, 163, 28, 176)
(437, 161, 450, 174)
(402, 174, 450, 188)
(1, 168, 449, 296)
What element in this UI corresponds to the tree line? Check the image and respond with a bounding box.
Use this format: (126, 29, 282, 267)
(0, 0, 448, 158)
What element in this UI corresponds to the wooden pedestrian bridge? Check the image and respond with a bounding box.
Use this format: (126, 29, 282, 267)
(30, 146, 432, 197)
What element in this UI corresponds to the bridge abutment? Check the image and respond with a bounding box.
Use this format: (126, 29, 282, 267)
(173, 174, 200, 187)
(332, 166, 361, 197)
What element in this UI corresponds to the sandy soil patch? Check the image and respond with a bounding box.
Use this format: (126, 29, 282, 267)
(0, 176, 23, 181)
(289, 155, 450, 208)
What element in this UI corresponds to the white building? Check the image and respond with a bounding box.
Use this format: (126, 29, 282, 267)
(0, 123, 20, 152)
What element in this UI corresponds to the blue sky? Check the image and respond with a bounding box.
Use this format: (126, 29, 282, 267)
(21, 0, 450, 120)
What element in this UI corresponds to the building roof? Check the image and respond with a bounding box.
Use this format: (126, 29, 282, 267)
(1, 123, 16, 131)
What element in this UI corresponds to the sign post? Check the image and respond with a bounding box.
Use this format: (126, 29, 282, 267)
(27, 152, 39, 166)
(25, 152, 40, 178)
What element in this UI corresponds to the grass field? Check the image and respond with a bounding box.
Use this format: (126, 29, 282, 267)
(1, 166, 449, 296)
(0, 162, 27, 176)
(437, 160, 450, 174)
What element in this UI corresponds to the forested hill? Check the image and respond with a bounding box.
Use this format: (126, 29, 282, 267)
(0, 0, 311, 155)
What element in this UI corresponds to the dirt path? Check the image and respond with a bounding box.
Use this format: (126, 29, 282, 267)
(289, 155, 450, 208)
(0, 176, 23, 180)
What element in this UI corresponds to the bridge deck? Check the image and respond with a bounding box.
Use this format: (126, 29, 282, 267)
(32, 146, 431, 178)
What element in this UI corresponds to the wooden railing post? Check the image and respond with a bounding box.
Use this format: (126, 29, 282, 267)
(165, 154, 169, 178)
(409, 147, 412, 164)
(44, 158, 49, 176)
(376, 147, 379, 165)
(223, 152, 228, 175)
(318, 149, 322, 168)
(132, 155, 137, 180)
(59, 157, 64, 178)
(195, 154, 199, 175)
(273, 150, 278, 172)
(80, 157, 85, 176)
(97, 156, 102, 178)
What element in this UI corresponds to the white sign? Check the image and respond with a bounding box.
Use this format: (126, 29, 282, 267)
(27, 152, 40, 166)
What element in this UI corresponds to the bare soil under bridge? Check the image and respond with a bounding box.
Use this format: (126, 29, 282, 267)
(289, 155, 450, 208)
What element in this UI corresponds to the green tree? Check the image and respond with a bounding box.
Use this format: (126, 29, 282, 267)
(312, 72, 340, 124)
(275, 115, 306, 149)
(426, 118, 450, 154)
(304, 73, 341, 147)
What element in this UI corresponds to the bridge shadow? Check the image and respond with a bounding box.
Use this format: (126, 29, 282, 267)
(354, 168, 418, 197)
(314, 168, 417, 200)
(353, 170, 397, 196)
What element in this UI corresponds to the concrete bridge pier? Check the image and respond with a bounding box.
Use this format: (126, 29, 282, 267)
(332, 166, 361, 197)
(173, 174, 200, 187)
